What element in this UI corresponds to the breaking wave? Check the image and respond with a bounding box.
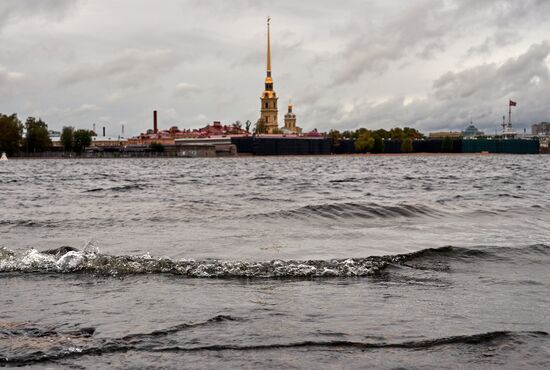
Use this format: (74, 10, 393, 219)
(1, 244, 548, 278)
(0, 245, 393, 278)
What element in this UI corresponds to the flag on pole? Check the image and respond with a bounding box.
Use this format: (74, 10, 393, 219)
(509, 100, 517, 106)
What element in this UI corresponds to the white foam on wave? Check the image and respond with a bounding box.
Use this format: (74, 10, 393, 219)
(0, 246, 394, 278)
(0, 249, 57, 272)
(56, 251, 86, 271)
(0, 246, 98, 273)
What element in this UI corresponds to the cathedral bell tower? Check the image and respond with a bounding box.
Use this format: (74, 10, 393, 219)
(259, 17, 278, 133)
(284, 101, 300, 134)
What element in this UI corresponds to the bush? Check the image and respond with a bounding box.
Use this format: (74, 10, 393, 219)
(61, 126, 74, 152)
(73, 129, 93, 153)
(372, 136, 385, 153)
(401, 138, 413, 153)
(0, 113, 23, 155)
(354, 134, 374, 153)
(24, 117, 51, 153)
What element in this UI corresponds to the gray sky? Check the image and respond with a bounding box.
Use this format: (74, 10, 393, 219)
(1, 0, 550, 136)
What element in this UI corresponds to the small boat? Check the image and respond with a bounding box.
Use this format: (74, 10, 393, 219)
(0, 152, 7, 161)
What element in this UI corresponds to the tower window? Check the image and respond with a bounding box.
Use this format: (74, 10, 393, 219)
(265, 102, 269, 109)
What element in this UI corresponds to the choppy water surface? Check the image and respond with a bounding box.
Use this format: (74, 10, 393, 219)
(1, 155, 549, 369)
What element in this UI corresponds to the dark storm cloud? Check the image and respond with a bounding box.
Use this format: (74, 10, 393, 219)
(321, 42, 550, 132)
(330, 0, 550, 86)
(435, 42, 550, 102)
(431, 41, 550, 130)
(331, 0, 458, 84)
(466, 30, 523, 57)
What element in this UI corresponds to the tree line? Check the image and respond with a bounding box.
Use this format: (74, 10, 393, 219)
(60, 126, 95, 153)
(326, 127, 425, 153)
(1, 111, 441, 156)
(0, 114, 51, 155)
(0, 113, 95, 155)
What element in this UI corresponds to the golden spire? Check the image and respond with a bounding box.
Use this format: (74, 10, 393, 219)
(266, 16, 271, 77)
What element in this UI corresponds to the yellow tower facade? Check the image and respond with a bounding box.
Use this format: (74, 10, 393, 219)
(259, 17, 278, 133)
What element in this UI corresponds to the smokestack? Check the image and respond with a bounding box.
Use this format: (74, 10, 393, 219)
(153, 110, 158, 134)
(102, 126, 106, 137)
(122, 124, 125, 136)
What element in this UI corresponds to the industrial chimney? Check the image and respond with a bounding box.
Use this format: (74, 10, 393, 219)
(102, 126, 106, 137)
(153, 110, 158, 134)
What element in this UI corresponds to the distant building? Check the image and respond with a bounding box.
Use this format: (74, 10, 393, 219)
(428, 131, 462, 139)
(49, 134, 127, 148)
(532, 122, 550, 136)
(128, 120, 249, 146)
(49, 131, 62, 147)
(462, 123, 484, 138)
(48, 130, 61, 138)
(90, 137, 128, 148)
(174, 137, 237, 157)
(282, 103, 301, 134)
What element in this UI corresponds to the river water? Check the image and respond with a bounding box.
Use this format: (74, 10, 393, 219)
(1, 155, 549, 369)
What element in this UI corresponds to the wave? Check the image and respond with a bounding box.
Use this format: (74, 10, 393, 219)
(84, 184, 146, 193)
(0, 246, 393, 278)
(1, 244, 549, 278)
(121, 315, 238, 341)
(152, 330, 548, 352)
(0, 325, 95, 339)
(391, 244, 550, 273)
(0, 315, 236, 366)
(0, 202, 438, 230)
(328, 177, 360, 183)
(0, 219, 60, 228)
(1, 323, 546, 366)
(400, 245, 491, 261)
(252, 202, 440, 221)
(400, 244, 550, 263)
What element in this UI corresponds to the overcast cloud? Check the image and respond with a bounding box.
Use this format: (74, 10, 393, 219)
(1, 0, 550, 136)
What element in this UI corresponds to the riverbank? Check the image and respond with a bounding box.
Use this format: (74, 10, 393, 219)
(3, 152, 546, 160)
